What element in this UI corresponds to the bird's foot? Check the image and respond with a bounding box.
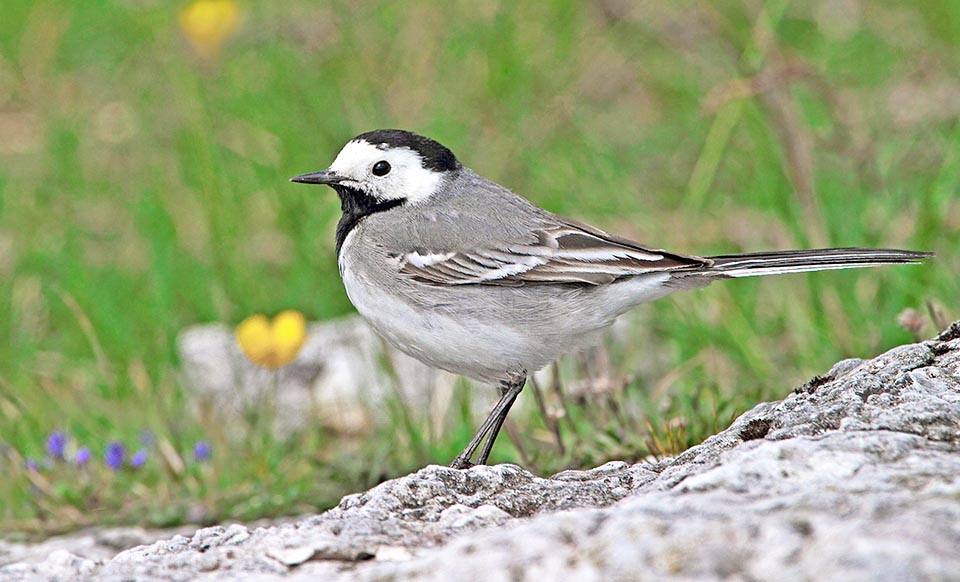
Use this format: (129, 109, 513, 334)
(448, 456, 475, 470)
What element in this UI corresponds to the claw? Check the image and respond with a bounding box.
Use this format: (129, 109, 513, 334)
(449, 457, 475, 470)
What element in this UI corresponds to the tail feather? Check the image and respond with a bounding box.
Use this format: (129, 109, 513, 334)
(703, 248, 933, 278)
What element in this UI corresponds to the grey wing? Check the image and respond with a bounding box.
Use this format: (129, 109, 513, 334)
(396, 216, 711, 287)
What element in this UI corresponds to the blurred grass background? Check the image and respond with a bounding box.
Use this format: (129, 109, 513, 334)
(0, 0, 957, 536)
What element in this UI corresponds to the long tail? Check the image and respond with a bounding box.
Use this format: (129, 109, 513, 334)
(702, 248, 933, 278)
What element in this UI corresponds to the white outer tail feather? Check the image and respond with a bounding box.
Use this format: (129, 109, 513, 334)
(716, 263, 900, 278)
(703, 248, 933, 279)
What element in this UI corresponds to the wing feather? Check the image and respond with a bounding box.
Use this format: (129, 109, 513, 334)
(397, 217, 709, 286)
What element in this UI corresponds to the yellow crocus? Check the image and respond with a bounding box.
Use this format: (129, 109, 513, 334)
(236, 310, 307, 368)
(179, 0, 242, 60)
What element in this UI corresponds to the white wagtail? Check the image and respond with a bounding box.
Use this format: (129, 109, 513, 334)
(292, 129, 932, 469)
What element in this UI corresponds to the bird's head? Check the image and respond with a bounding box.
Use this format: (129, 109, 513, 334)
(291, 129, 461, 205)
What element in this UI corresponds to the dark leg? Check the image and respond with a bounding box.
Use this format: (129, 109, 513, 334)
(449, 377, 526, 469)
(474, 385, 521, 465)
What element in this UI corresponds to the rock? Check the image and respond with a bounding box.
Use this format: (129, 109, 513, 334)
(0, 526, 194, 568)
(5, 324, 959, 581)
(177, 316, 461, 437)
(177, 314, 649, 438)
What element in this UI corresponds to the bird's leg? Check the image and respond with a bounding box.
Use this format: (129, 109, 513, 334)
(474, 380, 523, 465)
(449, 377, 526, 469)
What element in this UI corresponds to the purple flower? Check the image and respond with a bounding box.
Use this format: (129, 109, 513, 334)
(131, 449, 148, 469)
(139, 430, 155, 447)
(193, 441, 212, 463)
(25, 458, 39, 472)
(75, 447, 91, 466)
(46, 432, 68, 460)
(105, 442, 125, 470)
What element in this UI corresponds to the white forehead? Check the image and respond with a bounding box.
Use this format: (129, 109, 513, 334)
(328, 139, 443, 204)
(329, 140, 404, 171)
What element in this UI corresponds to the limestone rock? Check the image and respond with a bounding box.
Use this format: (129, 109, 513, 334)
(0, 526, 194, 578)
(4, 324, 959, 581)
(177, 315, 645, 438)
(177, 316, 461, 437)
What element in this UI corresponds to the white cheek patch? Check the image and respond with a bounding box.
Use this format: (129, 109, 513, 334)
(392, 151, 443, 204)
(328, 140, 444, 204)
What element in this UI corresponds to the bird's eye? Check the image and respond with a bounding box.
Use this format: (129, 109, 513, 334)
(372, 160, 391, 176)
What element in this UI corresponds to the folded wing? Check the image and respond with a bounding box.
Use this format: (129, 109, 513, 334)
(396, 218, 709, 287)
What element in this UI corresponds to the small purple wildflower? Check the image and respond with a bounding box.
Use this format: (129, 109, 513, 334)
(131, 449, 148, 469)
(105, 442, 125, 470)
(75, 447, 91, 466)
(139, 430, 155, 447)
(46, 431, 68, 460)
(25, 458, 39, 472)
(193, 441, 212, 463)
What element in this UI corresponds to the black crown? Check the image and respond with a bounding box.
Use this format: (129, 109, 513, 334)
(354, 129, 461, 172)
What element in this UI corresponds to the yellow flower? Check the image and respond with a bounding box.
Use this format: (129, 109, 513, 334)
(179, 0, 242, 60)
(236, 310, 307, 368)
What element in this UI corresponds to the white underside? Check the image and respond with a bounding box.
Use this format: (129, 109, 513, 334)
(339, 230, 676, 383)
(341, 242, 529, 381)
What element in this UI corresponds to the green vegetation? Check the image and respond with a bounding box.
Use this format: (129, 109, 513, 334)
(1, 0, 956, 537)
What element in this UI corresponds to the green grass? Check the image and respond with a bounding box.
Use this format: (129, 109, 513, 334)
(1, 0, 957, 536)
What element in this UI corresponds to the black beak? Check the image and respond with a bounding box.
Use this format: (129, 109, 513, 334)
(289, 170, 346, 185)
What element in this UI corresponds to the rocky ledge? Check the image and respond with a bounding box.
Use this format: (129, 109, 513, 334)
(4, 325, 959, 581)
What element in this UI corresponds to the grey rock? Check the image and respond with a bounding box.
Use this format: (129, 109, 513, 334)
(177, 314, 647, 438)
(177, 316, 462, 437)
(0, 526, 195, 568)
(5, 324, 959, 581)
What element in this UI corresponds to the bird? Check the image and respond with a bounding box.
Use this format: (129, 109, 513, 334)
(291, 129, 932, 469)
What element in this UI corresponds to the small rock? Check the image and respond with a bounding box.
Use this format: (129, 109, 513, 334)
(268, 546, 317, 567)
(374, 546, 414, 562)
(177, 317, 463, 437)
(177, 314, 650, 438)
